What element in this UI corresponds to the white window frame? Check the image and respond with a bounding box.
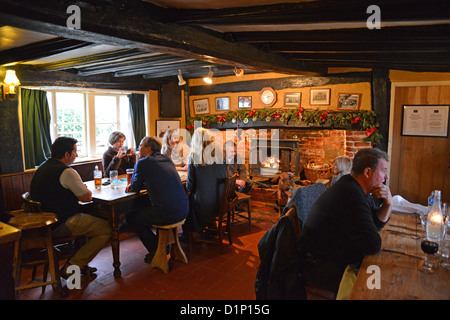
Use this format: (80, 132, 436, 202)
(41, 87, 148, 162)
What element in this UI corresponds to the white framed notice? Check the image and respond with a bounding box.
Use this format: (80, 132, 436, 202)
(401, 105, 449, 137)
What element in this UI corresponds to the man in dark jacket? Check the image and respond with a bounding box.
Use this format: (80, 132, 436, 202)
(30, 137, 111, 279)
(298, 148, 393, 293)
(125, 136, 189, 263)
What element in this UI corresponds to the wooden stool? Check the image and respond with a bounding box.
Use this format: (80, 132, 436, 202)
(151, 219, 188, 274)
(8, 212, 62, 298)
(235, 192, 252, 231)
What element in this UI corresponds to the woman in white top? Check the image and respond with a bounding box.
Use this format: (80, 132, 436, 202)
(161, 129, 190, 171)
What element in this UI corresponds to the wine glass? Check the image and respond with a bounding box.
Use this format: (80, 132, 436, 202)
(419, 240, 439, 274)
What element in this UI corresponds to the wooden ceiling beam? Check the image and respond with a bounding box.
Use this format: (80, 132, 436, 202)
(0, 38, 92, 65)
(0, 0, 325, 76)
(164, 0, 450, 25)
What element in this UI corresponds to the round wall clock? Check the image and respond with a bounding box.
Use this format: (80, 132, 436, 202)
(260, 87, 277, 107)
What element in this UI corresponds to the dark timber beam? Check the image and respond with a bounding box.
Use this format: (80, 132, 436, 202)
(0, 0, 325, 76)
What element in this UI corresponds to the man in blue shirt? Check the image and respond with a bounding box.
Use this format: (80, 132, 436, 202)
(125, 136, 189, 263)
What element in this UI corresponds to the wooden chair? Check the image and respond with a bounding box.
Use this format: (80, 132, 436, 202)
(194, 173, 239, 253)
(8, 195, 63, 298)
(234, 192, 252, 231)
(151, 219, 188, 274)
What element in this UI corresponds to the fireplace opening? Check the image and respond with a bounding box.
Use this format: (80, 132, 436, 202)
(249, 138, 300, 178)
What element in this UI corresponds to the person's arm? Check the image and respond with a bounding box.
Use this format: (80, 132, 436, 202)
(60, 168, 92, 202)
(103, 149, 121, 177)
(126, 159, 145, 193)
(186, 162, 196, 193)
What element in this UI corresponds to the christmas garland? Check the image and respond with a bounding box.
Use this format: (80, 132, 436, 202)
(187, 107, 382, 145)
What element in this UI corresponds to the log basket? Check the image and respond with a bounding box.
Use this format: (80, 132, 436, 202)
(304, 159, 333, 182)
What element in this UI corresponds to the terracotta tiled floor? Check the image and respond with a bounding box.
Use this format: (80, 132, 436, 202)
(15, 211, 272, 300)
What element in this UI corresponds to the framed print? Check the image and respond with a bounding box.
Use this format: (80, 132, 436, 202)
(156, 120, 180, 140)
(284, 92, 301, 107)
(193, 98, 209, 115)
(238, 96, 252, 108)
(310, 88, 331, 105)
(215, 96, 230, 111)
(401, 105, 449, 137)
(338, 93, 361, 110)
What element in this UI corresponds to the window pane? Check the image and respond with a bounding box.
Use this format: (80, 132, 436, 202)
(55, 92, 87, 156)
(95, 95, 118, 154)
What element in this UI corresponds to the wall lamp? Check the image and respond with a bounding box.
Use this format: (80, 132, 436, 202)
(177, 69, 186, 86)
(3, 70, 20, 100)
(203, 66, 213, 84)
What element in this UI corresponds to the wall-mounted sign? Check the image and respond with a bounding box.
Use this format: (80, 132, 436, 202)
(401, 105, 449, 137)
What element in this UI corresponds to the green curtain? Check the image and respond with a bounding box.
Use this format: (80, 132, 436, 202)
(128, 93, 146, 147)
(21, 88, 52, 169)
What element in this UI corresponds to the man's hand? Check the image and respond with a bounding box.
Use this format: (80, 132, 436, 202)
(125, 184, 133, 193)
(236, 179, 246, 189)
(371, 184, 393, 207)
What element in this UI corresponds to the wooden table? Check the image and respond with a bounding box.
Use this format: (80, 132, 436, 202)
(350, 212, 450, 300)
(85, 172, 187, 278)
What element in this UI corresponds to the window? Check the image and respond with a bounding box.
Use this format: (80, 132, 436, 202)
(47, 90, 146, 160)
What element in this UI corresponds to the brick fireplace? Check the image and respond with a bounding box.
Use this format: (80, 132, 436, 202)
(231, 128, 371, 180)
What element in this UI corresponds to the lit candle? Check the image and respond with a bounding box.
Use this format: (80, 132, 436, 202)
(430, 213, 443, 224)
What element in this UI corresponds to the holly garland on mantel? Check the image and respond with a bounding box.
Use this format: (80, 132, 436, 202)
(187, 107, 382, 145)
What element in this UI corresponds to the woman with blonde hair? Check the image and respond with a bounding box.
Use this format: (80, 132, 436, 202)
(161, 129, 190, 170)
(329, 156, 352, 187)
(185, 127, 227, 232)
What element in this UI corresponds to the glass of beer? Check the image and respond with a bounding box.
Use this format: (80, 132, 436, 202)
(126, 168, 134, 185)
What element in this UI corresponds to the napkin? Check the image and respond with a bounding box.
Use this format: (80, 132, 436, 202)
(392, 195, 428, 215)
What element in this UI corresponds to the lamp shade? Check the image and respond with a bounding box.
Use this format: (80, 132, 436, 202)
(203, 67, 213, 84)
(177, 69, 186, 86)
(3, 70, 20, 95)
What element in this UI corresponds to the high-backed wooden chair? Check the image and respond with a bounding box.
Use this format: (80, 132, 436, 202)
(194, 173, 239, 253)
(234, 192, 252, 231)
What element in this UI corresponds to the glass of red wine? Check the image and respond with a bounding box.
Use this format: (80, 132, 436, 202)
(419, 240, 439, 274)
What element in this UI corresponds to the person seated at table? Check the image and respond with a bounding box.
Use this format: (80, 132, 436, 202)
(125, 136, 189, 263)
(185, 127, 227, 234)
(161, 129, 190, 171)
(224, 140, 254, 195)
(327, 156, 352, 188)
(298, 148, 393, 295)
(102, 131, 136, 177)
(30, 137, 112, 281)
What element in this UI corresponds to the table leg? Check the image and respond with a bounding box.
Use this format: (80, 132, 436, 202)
(109, 206, 121, 278)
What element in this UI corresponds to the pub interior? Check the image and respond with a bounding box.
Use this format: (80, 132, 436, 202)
(0, 0, 449, 303)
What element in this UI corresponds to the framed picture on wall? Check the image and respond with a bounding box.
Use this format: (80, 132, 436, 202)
(337, 93, 361, 110)
(156, 120, 180, 140)
(215, 96, 230, 111)
(284, 92, 301, 107)
(238, 96, 252, 108)
(193, 98, 209, 115)
(310, 88, 330, 105)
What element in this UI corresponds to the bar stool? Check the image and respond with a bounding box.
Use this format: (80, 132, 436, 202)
(8, 212, 62, 299)
(151, 219, 188, 274)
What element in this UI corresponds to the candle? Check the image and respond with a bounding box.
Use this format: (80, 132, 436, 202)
(430, 212, 443, 224)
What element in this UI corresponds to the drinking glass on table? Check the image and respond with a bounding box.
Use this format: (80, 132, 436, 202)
(110, 170, 119, 189)
(441, 209, 450, 270)
(126, 168, 134, 185)
(419, 240, 439, 274)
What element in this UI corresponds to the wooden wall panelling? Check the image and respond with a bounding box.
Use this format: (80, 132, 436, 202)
(390, 85, 450, 204)
(0, 160, 103, 212)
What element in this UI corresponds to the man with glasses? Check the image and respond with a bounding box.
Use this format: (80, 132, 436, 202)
(125, 136, 189, 263)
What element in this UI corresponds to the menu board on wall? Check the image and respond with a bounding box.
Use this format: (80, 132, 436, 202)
(401, 105, 449, 137)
